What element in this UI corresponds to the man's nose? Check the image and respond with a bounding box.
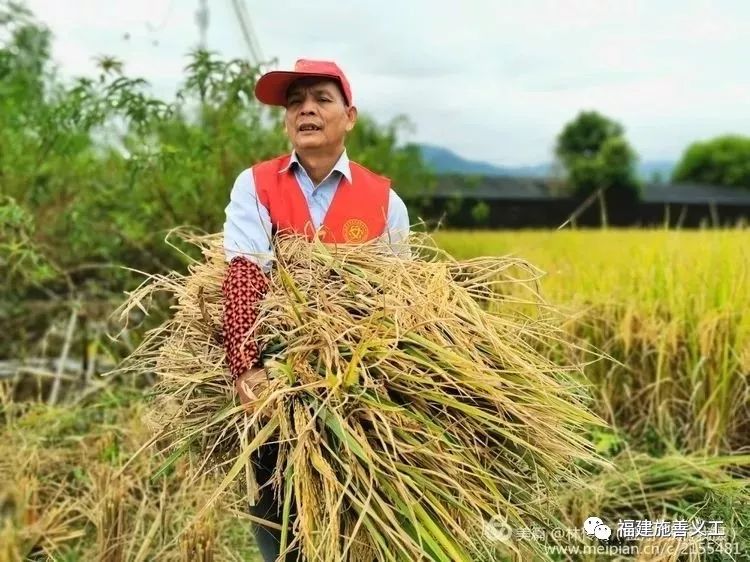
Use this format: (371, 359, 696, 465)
(299, 96, 317, 114)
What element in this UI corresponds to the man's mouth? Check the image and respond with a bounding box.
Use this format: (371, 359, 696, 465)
(298, 123, 322, 132)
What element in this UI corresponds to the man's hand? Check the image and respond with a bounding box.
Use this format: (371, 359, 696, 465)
(235, 366, 269, 411)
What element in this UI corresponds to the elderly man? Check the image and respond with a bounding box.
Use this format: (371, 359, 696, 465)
(221, 59, 410, 561)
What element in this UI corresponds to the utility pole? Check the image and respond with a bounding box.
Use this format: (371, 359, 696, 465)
(230, 0, 265, 66)
(195, 0, 209, 49)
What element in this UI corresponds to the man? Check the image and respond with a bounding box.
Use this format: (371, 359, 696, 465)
(221, 59, 411, 562)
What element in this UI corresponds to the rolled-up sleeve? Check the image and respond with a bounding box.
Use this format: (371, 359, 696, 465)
(223, 169, 274, 272)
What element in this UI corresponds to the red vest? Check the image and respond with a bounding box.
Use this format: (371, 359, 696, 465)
(253, 154, 390, 244)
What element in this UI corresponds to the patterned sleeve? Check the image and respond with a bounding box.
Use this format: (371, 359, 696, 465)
(221, 256, 270, 381)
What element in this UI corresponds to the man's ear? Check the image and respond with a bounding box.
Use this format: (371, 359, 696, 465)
(345, 105, 358, 132)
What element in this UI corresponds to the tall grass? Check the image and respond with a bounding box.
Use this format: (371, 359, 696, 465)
(0, 387, 259, 561)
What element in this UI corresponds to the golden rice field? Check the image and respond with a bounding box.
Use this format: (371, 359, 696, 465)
(436, 228, 750, 456)
(2, 228, 749, 561)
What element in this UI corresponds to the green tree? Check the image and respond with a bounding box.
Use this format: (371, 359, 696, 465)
(672, 135, 750, 189)
(0, 0, 436, 361)
(0, 0, 433, 284)
(555, 111, 640, 200)
(556, 110, 624, 166)
(470, 201, 490, 226)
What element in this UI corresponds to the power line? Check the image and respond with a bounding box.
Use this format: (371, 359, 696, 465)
(230, 0, 265, 65)
(145, 0, 176, 33)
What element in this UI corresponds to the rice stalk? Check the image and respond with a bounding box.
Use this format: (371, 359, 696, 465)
(114, 229, 609, 561)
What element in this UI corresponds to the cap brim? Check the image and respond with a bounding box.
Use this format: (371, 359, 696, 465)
(254, 71, 344, 106)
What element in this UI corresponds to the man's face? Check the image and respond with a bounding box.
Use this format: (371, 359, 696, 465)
(284, 78, 357, 152)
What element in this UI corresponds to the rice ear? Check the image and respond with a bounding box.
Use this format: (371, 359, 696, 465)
(118, 228, 609, 561)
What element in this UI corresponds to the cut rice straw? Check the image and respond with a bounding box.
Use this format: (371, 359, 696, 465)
(114, 228, 610, 561)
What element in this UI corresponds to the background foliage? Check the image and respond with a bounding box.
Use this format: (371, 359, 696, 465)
(672, 134, 750, 190)
(555, 110, 641, 202)
(0, 0, 434, 299)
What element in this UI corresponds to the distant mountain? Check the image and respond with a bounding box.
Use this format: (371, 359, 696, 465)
(637, 160, 676, 182)
(417, 143, 675, 182)
(417, 144, 552, 177)
(418, 144, 509, 176)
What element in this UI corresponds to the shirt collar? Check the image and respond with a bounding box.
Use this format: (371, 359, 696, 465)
(279, 149, 352, 184)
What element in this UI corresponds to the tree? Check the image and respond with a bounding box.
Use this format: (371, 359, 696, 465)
(672, 135, 750, 189)
(1, 0, 437, 362)
(555, 111, 640, 202)
(556, 110, 625, 166)
(0, 0, 433, 284)
(470, 201, 490, 226)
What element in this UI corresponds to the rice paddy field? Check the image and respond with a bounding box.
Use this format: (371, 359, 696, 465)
(2, 228, 750, 561)
(435, 229, 750, 456)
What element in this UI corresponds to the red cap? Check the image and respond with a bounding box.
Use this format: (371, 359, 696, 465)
(254, 59, 353, 107)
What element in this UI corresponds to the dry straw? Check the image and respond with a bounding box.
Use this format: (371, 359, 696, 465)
(0, 394, 240, 562)
(115, 228, 609, 561)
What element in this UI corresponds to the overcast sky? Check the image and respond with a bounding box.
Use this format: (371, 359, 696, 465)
(23, 0, 750, 166)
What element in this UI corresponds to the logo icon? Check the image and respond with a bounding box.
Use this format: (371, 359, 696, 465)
(343, 218, 368, 243)
(483, 515, 513, 544)
(583, 516, 612, 541)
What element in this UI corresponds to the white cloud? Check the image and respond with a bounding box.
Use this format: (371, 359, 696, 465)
(20, 0, 750, 165)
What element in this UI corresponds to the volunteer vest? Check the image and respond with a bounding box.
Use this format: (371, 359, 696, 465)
(252, 154, 390, 244)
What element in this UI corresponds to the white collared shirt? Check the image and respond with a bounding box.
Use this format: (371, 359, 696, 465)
(223, 149, 411, 271)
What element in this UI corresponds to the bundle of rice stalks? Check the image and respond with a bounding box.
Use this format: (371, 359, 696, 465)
(116, 229, 608, 561)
